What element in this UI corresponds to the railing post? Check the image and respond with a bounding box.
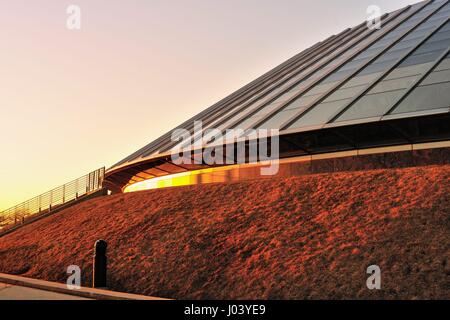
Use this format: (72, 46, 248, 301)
(1, 167, 106, 230)
(93, 240, 108, 288)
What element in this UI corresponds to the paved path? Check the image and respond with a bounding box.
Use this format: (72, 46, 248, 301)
(0, 282, 90, 300)
(0, 273, 168, 300)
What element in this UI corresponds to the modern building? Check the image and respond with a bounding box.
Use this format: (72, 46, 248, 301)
(104, 0, 450, 193)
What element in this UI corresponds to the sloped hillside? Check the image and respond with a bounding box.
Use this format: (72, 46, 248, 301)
(0, 165, 449, 299)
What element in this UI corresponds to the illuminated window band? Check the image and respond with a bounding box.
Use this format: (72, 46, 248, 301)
(123, 140, 450, 193)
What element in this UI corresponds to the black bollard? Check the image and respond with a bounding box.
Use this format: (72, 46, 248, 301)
(93, 240, 107, 288)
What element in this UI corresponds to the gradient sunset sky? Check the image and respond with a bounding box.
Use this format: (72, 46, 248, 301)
(0, 0, 420, 210)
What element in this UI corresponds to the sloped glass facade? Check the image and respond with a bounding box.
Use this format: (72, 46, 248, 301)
(106, 0, 450, 190)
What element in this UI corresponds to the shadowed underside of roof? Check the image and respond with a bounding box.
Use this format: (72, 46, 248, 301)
(106, 0, 450, 190)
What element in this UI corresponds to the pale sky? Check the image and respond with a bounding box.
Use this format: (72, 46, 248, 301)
(0, 0, 421, 210)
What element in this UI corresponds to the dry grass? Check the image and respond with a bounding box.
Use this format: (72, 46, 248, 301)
(0, 165, 449, 299)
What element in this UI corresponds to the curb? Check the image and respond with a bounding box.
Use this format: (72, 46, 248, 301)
(0, 273, 169, 300)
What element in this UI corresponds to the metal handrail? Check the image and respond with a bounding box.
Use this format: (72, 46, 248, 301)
(0, 167, 105, 230)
